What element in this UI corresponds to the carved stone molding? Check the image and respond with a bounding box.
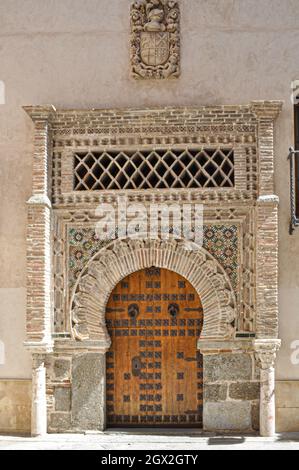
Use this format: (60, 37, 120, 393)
(253, 339, 281, 370)
(70, 238, 237, 345)
(52, 190, 256, 208)
(130, 0, 180, 79)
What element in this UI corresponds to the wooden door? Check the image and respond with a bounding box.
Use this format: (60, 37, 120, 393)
(106, 267, 203, 427)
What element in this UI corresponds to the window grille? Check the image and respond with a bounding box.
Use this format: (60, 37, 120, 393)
(73, 148, 234, 191)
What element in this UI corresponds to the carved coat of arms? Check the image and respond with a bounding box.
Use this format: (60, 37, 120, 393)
(130, 0, 180, 79)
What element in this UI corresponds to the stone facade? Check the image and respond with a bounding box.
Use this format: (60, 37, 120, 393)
(20, 101, 282, 436)
(3, 0, 299, 438)
(202, 349, 259, 432)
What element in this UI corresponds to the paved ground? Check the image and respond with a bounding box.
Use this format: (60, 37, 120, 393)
(1, 429, 299, 450)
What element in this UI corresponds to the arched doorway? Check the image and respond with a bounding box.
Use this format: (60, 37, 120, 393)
(106, 267, 203, 427)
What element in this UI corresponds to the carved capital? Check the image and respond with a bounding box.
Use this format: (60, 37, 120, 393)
(32, 353, 47, 370)
(254, 339, 281, 370)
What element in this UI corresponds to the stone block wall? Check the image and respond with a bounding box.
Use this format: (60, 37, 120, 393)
(46, 351, 106, 433)
(203, 353, 259, 432)
(45, 349, 261, 434)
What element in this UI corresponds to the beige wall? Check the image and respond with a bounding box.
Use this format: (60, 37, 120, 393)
(0, 380, 31, 434)
(276, 382, 299, 432)
(0, 0, 299, 413)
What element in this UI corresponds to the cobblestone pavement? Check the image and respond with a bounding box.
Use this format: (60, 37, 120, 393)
(1, 430, 299, 450)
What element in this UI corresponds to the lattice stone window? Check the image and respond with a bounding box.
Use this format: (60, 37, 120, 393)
(73, 148, 234, 191)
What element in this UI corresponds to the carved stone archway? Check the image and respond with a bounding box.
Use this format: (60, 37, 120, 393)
(71, 238, 237, 346)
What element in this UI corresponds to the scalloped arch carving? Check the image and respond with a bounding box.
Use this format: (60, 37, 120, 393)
(71, 238, 237, 346)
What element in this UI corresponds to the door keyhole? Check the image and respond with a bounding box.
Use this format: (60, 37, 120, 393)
(132, 356, 142, 377)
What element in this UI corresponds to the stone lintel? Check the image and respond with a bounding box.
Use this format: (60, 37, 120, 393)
(23, 105, 56, 122)
(197, 339, 255, 354)
(54, 339, 110, 354)
(250, 100, 283, 120)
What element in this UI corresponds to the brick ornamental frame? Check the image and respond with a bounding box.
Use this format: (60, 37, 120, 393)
(23, 101, 282, 437)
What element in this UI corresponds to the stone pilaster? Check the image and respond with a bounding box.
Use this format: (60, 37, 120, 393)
(251, 101, 282, 339)
(31, 354, 47, 437)
(23, 106, 55, 352)
(256, 195, 279, 338)
(254, 339, 281, 437)
(23, 106, 56, 436)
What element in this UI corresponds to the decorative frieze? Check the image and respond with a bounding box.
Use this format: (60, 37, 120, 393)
(52, 189, 257, 207)
(67, 224, 239, 294)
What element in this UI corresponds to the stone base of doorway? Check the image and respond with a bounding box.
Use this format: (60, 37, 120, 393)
(84, 428, 259, 437)
(1, 433, 299, 450)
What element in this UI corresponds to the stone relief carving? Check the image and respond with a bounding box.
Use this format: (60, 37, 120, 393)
(130, 0, 180, 79)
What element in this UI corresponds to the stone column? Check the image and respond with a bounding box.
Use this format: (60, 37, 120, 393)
(31, 354, 47, 437)
(254, 339, 281, 437)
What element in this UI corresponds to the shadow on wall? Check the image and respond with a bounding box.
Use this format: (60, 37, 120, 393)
(208, 437, 246, 446)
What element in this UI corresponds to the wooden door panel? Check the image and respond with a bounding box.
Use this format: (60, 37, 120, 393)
(106, 268, 203, 427)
